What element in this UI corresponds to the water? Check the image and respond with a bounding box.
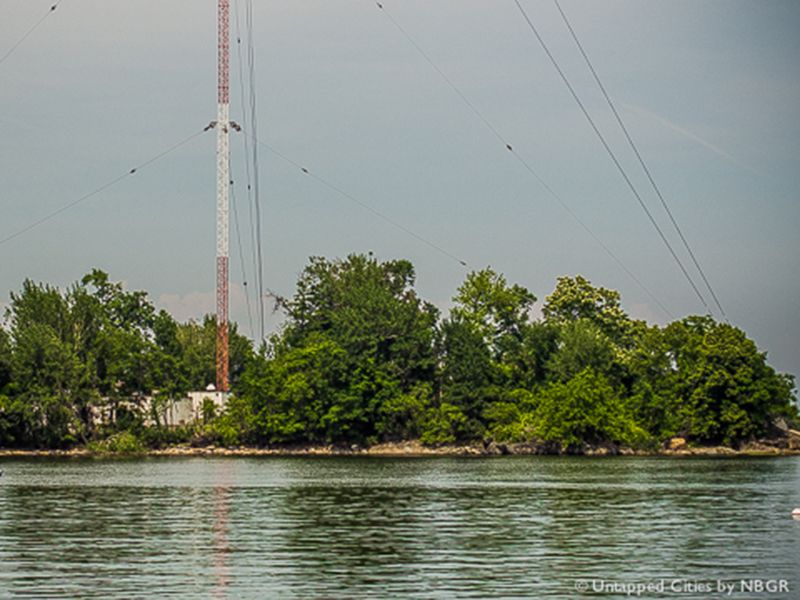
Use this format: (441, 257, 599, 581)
(0, 456, 798, 599)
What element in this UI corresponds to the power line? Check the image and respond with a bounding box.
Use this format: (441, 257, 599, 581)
(229, 175, 256, 339)
(0, 1, 62, 67)
(510, 0, 711, 314)
(232, 0, 262, 337)
(507, 149, 673, 319)
(374, 1, 672, 319)
(244, 0, 266, 342)
(254, 136, 469, 269)
(232, 0, 266, 341)
(0, 128, 208, 247)
(552, 0, 727, 321)
(375, 2, 507, 149)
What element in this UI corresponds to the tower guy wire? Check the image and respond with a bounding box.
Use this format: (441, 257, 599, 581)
(230, 172, 256, 339)
(552, 0, 727, 321)
(511, 0, 711, 314)
(0, 128, 209, 247)
(254, 135, 469, 269)
(232, 0, 266, 342)
(0, 1, 63, 67)
(374, 1, 673, 319)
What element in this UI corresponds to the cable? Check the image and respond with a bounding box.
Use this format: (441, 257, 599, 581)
(232, 0, 262, 337)
(552, 0, 726, 320)
(232, 0, 266, 341)
(245, 0, 266, 341)
(229, 175, 256, 339)
(254, 136, 469, 269)
(511, 0, 710, 314)
(508, 150, 673, 319)
(0, 1, 62, 67)
(374, 2, 672, 318)
(0, 128, 208, 247)
(376, 2, 507, 149)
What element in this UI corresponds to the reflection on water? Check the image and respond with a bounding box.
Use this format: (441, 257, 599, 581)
(212, 463, 233, 599)
(0, 457, 798, 598)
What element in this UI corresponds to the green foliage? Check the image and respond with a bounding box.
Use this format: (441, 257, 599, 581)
(175, 316, 252, 392)
(0, 270, 252, 448)
(672, 319, 796, 445)
(204, 419, 241, 448)
(547, 319, 616, 383)
(534, 369, 649, 450)
(543, 275, 638, 344)
(241, 254, 439, 445)
(87, 431, 145, 455)
(438, 316, 497, 438)
(439, 268, 540, 440)
(419, 402, 467, 445)
(0, 328, 12, 393)
(483, 389, 538, 442)
(512, 322, 560, 388)
(138, 424, 195, 449)
(451, 268, 536, 351)
(244, 338, 353, 444)
(376, 383, 431, 441)
(0, 259, 796, 453)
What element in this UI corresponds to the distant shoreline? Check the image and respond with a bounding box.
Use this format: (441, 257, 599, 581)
(1, 440, 798, 458)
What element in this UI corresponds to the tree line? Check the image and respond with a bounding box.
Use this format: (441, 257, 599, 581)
(1, 255, 797, 451)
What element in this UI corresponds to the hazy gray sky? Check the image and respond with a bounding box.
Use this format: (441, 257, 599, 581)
(1, 1, 799, 380)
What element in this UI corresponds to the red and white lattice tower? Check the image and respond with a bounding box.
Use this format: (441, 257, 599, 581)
(215, 0, 230, 393)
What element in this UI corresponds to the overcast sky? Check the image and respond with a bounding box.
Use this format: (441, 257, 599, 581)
(1, 0, 799, 381)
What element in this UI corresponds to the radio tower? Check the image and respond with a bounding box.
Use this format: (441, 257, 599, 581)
(215, 0, 230, 393)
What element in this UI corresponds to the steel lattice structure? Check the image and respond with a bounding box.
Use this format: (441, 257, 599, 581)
(215, 0, 230, 392)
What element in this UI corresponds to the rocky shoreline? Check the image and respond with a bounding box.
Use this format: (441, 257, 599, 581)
(1, 438, 799, 458)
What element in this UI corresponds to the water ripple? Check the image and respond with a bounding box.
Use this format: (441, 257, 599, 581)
(0, 456, 798, 598)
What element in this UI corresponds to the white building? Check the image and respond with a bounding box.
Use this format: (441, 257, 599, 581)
(162, 384, 229, 427)
(91, 385, 229, 429)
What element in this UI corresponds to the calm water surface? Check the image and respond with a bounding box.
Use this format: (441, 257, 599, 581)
(0, 456, 798, 598)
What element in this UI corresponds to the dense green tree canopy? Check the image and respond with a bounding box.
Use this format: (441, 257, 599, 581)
(0, 270, 252, 447)
(242, 254, 439, 445)
(1, 259, 796, 451)
(543, 275, 638, 344)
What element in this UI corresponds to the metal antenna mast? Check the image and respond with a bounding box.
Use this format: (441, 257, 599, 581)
(215, 0, 231, 393)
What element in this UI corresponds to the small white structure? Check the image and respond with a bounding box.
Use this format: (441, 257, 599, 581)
(162, 384, 229, 427)
(90, 386, 229, 429)
(91, 396, 157, 428)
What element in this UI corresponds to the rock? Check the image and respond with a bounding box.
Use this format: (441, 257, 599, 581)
(484, 441, 502, 455)
(772, 418, 789, 433)
(506, 442, 537, 455)
(668, 437, 687, 451)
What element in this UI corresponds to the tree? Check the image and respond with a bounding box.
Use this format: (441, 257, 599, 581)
(0, 327, 11, 393)
(543, 275, 637, 344)
(513, 321, 560, 389)
(441, 268, 538, 438)
(6, 281, 88, 446)
(451, 268, 536, 358)
(547, 319, 616, 383)
(174, 315, 252, 392)
(624, 324, 682, 441)
(243, 254, 439, 444)
(438, 316, 497, 439)
(2, 262, 797, 452)
(281, 254, 438, 383)
(534, 368, 647, 450)
(667, 318, 796, 445)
